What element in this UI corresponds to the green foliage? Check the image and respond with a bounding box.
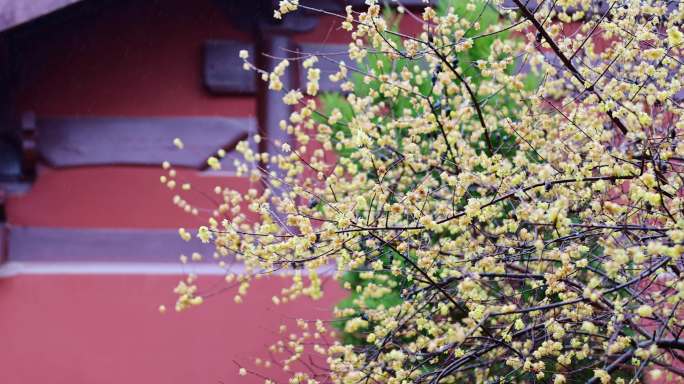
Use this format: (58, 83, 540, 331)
(333, 248, 406, 345)
(437, 0, 507, 83)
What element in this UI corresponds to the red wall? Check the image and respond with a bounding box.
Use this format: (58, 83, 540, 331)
(1, 1, 346, 383)
(9, 0, 258, 229)
(7, 166, 246, 228)
(15, 0, 255, 117)
(0, 274, 346, 384)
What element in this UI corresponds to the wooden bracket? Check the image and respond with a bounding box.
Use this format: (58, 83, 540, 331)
(0, 190, 5, 264)
(203, 40, 257, 94)
(21, 111, 37, 179)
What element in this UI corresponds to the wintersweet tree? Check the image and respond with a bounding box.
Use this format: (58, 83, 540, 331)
(162, 0, 684, 382)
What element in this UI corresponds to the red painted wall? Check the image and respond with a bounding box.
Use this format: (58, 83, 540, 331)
(14, 0, 255, 118)
(8, 0, 261, 229)
(0, 274, 346, 384)
(1, 1, 349, 383)
(6, 0, 352, 230)
(7, 166, 249, 228)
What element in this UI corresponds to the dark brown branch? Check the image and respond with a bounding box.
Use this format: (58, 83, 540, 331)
(511, 0, 628, 135)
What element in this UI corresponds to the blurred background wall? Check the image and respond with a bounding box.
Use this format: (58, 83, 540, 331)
(0, 0, 368, 382)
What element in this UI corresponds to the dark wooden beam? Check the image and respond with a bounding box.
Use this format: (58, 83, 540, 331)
(0, 34, 21, 182)
(0, 33, 32, 227)
(0, 226, 6, 264)
(0, 137, 22, 181)
(218, 0, 322, 34)
(20, 111, 37, 178)
(7, 227, 220, 263)
(345, 0, 430, 6)
(34, 116, 256, 168)
(500, 0, 611, 16)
